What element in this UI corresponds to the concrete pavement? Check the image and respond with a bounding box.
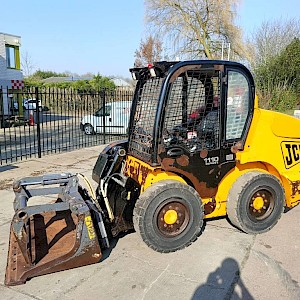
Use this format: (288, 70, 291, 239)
(0, 145, 300, 300)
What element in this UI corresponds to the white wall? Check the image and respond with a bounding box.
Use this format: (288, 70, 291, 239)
(0, 32, 23, 83)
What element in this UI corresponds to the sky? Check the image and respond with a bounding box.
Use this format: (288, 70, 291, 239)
(0, 0, 299, 78)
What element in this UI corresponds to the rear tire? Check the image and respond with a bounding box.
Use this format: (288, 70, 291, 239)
(133, 180, 204, 253)
(227, 171, 285, 234)
(84, 123, 95, 135)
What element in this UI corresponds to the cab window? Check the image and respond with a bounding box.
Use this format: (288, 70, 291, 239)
(163, 67, 221, 152)
(226, 71, 250, 140)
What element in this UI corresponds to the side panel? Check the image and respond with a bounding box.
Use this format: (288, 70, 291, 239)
(237, 108, 300, 207)
(124, 155, 186, 193)
(110, 103, 131, 134)
(158, 148, 236, 199)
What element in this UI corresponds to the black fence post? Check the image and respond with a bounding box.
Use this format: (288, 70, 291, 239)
(35, 87, 42, 158)
(101, 89, 106, 144)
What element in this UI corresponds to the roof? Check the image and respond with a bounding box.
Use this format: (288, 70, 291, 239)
(0, 32, 21, 47)
(0, 32, 21, 38)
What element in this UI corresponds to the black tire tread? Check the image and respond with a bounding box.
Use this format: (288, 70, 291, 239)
(133, 180, 204, 253)
(227, 171, 284, 234)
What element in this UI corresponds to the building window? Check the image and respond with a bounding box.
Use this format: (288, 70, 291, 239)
(6, 45, 19, 69)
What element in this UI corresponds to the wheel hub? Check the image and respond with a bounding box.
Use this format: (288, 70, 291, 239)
(252, 196, 264, 210)
(163, 209, 178, 225)
(249, 190, 274, 220)
(157, 201, 189, 237)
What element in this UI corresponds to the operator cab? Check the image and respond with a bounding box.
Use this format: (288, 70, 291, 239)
(129, 61, 255, 199)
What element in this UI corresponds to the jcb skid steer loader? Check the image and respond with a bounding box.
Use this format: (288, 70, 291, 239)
(5, 60, 300, 285)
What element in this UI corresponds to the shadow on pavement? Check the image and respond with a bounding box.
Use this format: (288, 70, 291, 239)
(192, 257, 254, 300)
(100, 230, 135, 262)
(0, 165, 18, 172)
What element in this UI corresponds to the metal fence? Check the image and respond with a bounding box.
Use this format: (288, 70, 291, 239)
(0, 86, 134, 165)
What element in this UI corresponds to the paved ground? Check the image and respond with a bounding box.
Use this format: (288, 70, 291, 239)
(0, 146, 300, 300)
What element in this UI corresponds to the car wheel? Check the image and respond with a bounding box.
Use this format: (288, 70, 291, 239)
(83, 123, 95, 135)
(227, 171, 285, 234)
(133, 180, 204, 253)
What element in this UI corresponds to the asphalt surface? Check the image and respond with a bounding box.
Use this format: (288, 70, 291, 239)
(0, 145, 300, 300)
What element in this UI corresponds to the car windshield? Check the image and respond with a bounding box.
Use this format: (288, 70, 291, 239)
(95, 105, 111, 116)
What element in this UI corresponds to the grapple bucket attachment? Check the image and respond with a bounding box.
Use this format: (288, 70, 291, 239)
(5, 173, 105, 286)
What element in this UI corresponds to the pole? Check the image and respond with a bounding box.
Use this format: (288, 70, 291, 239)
(35, 87, 42, 158)
(102, 89, 106, 144)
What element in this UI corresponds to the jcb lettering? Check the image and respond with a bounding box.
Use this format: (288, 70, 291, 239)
(285, 144, 300, 166)
(281, 142, 300, 168)
(292, 144, 299, 161)
(85, 216, 96, 240)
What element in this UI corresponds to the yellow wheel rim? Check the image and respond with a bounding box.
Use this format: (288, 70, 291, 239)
(163, 209, 178, 225)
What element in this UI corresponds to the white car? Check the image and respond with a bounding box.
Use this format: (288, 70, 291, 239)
(80, 101, 132, 135)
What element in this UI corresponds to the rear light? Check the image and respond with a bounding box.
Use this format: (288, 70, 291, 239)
(148, 64, 156, 77)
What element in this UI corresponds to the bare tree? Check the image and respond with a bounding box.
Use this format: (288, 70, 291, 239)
(21, 51, 35, 77)
(145, 0, 246, 60)
(134, 35, 163, 67)
(248, 18, 300, 68)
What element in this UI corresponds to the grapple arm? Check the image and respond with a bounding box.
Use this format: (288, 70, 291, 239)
(5, 173, 106, 286)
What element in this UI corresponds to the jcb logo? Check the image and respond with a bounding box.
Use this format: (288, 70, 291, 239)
(281, 142, 300, 169)
(85, 216, 96, 240)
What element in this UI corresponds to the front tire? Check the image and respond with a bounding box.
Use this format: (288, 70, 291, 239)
(133, 180, 204, 253)
(227, 171, 285, 234)
(83, 123, 95, 135)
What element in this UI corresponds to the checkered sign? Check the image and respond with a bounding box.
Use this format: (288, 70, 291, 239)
(11, 80, 24, 90)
